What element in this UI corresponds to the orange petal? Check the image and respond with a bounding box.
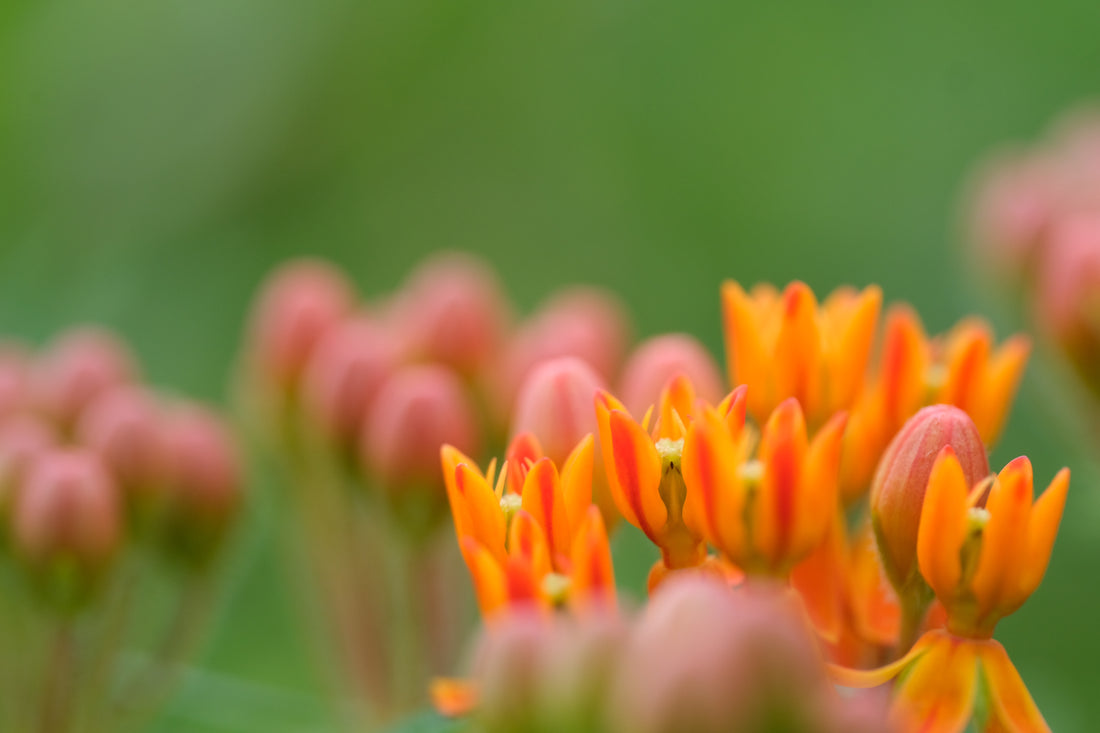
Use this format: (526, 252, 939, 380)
(506, 432, 543, 496)
(508, 509, 553, 580)
(938, 320, 992, 412)
(972, 457, 1034, 621)
(878, 305, 929, 428)
(828, 628, 937, 688)
(1015, 468, 1069, 606)
(773, 283, 823, 419)
(825, 285, 882, 414)
(521, 458, 571, 563)
(717, 383, 748, 436)
(976, 640, 1051, 733)
(917, 447, 970, 601)
(848, 521, 901, 646)
(681, 405, 746, 561)
(455, 463, 508, 560)
(975, 335, 1030, 446)
(754, 398, 809, 569)
(560, 434, 595, 538)
(790, 512, 844, 643)
(569, 505, 617, 613)
(656, 374, 696, 440)
(461, 537, 508, 616)
(604, 408, 666, 542)
(595, 391, 640, 528)
(431, 677, 479, 717)
(721, 280, 772, 420)
(889, 632, 978, 733)
(790, 410, 846, 561)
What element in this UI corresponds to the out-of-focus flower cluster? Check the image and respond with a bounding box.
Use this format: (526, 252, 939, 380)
(968, 106, 1100, 399)
(435, 273, 1065, 733)
(0, 327, 242, 732)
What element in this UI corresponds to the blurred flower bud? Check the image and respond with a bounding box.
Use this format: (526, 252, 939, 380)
(302, 315, 400, 449)
(363, 365, 480, 531)
(387, 252, 511, 375)
(0, 342, 32, 418)
(12, 449, 121, 607)
(246, 258, 356, 394)
(34, 327, 138, 431)
(77, 386, 168, 513)
(511, 357, 604, 466)
(160, 406, 243, 565)
(617, 333, 724, 416)
(870, 405, 989, 598)
(1035, 212, 1100, 397)
(612, 576, 833, 733)
(0, 415, 56, 525)
(488, 286, 631, 422)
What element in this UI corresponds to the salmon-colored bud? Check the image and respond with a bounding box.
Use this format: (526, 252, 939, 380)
(1035, 212, 1100, 396)
(13, 449, 121, 604)
(34, 328, 138, 430)
(246, 258, 356, 392)
(488, 286, 631, 423)
(511, 357, 605, 466)
(160, 406, 243, 564)
(388, 252, 511, 375)
(870, 405, 989, 598)
(617, 334, 724, 417)
(301, 315, 400, 446)
(967, 152, 1057, 275)
(77, 387, 167, 505)
(613, 577, 835, 733)
(0, 416, 56, 527)
(0, 343, 32, 417)
(364, 365, 480, 491)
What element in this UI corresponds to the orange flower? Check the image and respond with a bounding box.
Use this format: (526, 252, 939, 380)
(595, 377, 747, 572)
(721, 280, 881, 426)
(441, 435, 615, 618)
(680, 396, 847, 577)
(830, 449, 1068, 732)
(839, 306, 1030, 502)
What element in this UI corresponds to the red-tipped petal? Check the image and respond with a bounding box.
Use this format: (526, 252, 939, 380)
(569, 506, 617, 613)
(506, 432, 543, 496)
(520, 458, 570, 563)
(754, 398, 808, 568)
(681, 406, 745, 561)
(605, 409, 666, 541)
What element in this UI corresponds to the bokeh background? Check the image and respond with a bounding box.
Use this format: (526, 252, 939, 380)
(2, 1, 1099, 730)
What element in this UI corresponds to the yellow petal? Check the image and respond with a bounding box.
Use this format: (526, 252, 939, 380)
(889, 631, 978, 733)
(976, 640, 1051, 733)
(827, 628, 937, 688)
(917, 447, 970, 601)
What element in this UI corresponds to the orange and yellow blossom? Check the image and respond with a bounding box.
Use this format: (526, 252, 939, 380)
(440, 434, 615, 619)
(679, 396, 847, 578)
(839, 306, 1030, 502)
(832, 447, 1069, 733)
(595, 377, 746, 587)
(721, 280, 881, 427)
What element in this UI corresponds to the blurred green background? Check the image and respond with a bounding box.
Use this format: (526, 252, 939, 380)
(2, 1, 1099, 730)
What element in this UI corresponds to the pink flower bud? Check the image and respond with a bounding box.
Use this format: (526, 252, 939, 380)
(34, 328, 138, 430)
(613, 576, 833, 733)
(488, 287, 631, 422)
(302, 315, 400, 447)
(386, 252, 511, 375)
(246, 258, 356, 392)
(1035, 212, 1100, 396)
(617, 333, 724, 416)
(0, 415, 56, 521)
(77, 387, 168, 505)
(160, 406, 243, 563)
(870, 405, 989, 595)
(510, 357, 604, 466)
(0, 343, 32, 418)
(362, 365, 480, 490)
(12, 449, 121, 599)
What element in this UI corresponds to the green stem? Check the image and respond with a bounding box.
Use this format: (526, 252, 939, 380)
(38, 622, 75, 733)
(897, 592, 930, 657)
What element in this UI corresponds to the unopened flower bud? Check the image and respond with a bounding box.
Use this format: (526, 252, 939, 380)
(488, 287, 631, 422)
(511, 357, 605, 466)
(0, 343, 32, 417)
(387, 252, 511, 375)
(870, 405, 989, 598)
(160, 406, 243, 565)
(77, 387, 168, 511)
(363, 365, 480, 509)
(302, 315, 400, 448)
(967, 153, 1056, 277)
(12, 449, 121, 606)
(617, 334, 724, 416)
(613, 576, 833, 733)
(246, 258, 355, 393)
(34, 328, 138, 431)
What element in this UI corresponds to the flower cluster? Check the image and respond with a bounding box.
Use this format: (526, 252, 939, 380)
(968, 106, 1100, 400)
(439, 277, 1065, 733)
(0, 327, 242, 732)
